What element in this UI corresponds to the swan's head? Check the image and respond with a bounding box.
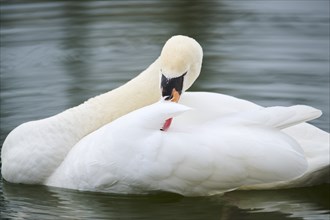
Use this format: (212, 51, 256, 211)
(160, 35, 203, 102)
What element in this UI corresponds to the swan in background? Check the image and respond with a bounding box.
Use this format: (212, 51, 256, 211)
(1, 35, 329, 196)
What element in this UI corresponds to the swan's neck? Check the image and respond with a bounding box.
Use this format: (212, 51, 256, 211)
(67, 58, 162, 135)
(1, 59, 162, 184)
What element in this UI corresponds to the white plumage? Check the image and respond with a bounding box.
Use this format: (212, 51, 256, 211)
(1, 36, 329, 196)
(44, 93, 323, 196)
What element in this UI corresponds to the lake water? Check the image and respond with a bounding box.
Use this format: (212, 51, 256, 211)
(0, 1, 329, 219)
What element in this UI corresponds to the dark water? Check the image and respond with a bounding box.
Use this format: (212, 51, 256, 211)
(1, 182, 329, 220)
(0, 1, 329, 219)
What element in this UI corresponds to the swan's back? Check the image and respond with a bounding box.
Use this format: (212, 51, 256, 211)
(46, 100, 321, 196)
(181, 92, 329, 189)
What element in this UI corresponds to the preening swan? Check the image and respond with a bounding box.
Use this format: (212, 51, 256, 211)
(1, 35, 329, 196)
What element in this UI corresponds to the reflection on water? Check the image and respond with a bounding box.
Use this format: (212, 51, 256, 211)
(0, 0, 329, 219)
(1, 181, 329, 220)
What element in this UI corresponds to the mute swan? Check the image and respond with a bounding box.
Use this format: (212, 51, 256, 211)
(1, 35, 329, 196)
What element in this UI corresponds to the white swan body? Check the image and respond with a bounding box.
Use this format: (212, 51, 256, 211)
(45, 98, 318, 196)
(1, 35, 329, 196)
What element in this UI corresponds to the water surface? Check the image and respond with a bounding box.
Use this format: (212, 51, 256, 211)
(0, 1, 329, 219)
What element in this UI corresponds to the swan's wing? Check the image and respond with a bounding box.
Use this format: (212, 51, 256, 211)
(180, 92, 321, 128)
(241, 123, 329, 189)
(133, 126, 307, 196)
(177, 92, 260, 127)
(284, 123, 329, 172)
(123, 105, 313, 196)
(181, 92, 329, 189)
(181, 92, 259, 113)
(217, 105, 322, 130)
(46, 100, 326, 195)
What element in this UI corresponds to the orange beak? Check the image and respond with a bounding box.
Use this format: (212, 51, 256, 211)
(169, 88, 181, 103)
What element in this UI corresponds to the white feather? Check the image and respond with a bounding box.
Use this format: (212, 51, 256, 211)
(2, 35, 329, 196)
(45, 99, 315, 196)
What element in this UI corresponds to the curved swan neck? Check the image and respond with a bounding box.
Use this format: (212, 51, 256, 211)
(67, 58, 162, 134)
(1, 58, 162, 184)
